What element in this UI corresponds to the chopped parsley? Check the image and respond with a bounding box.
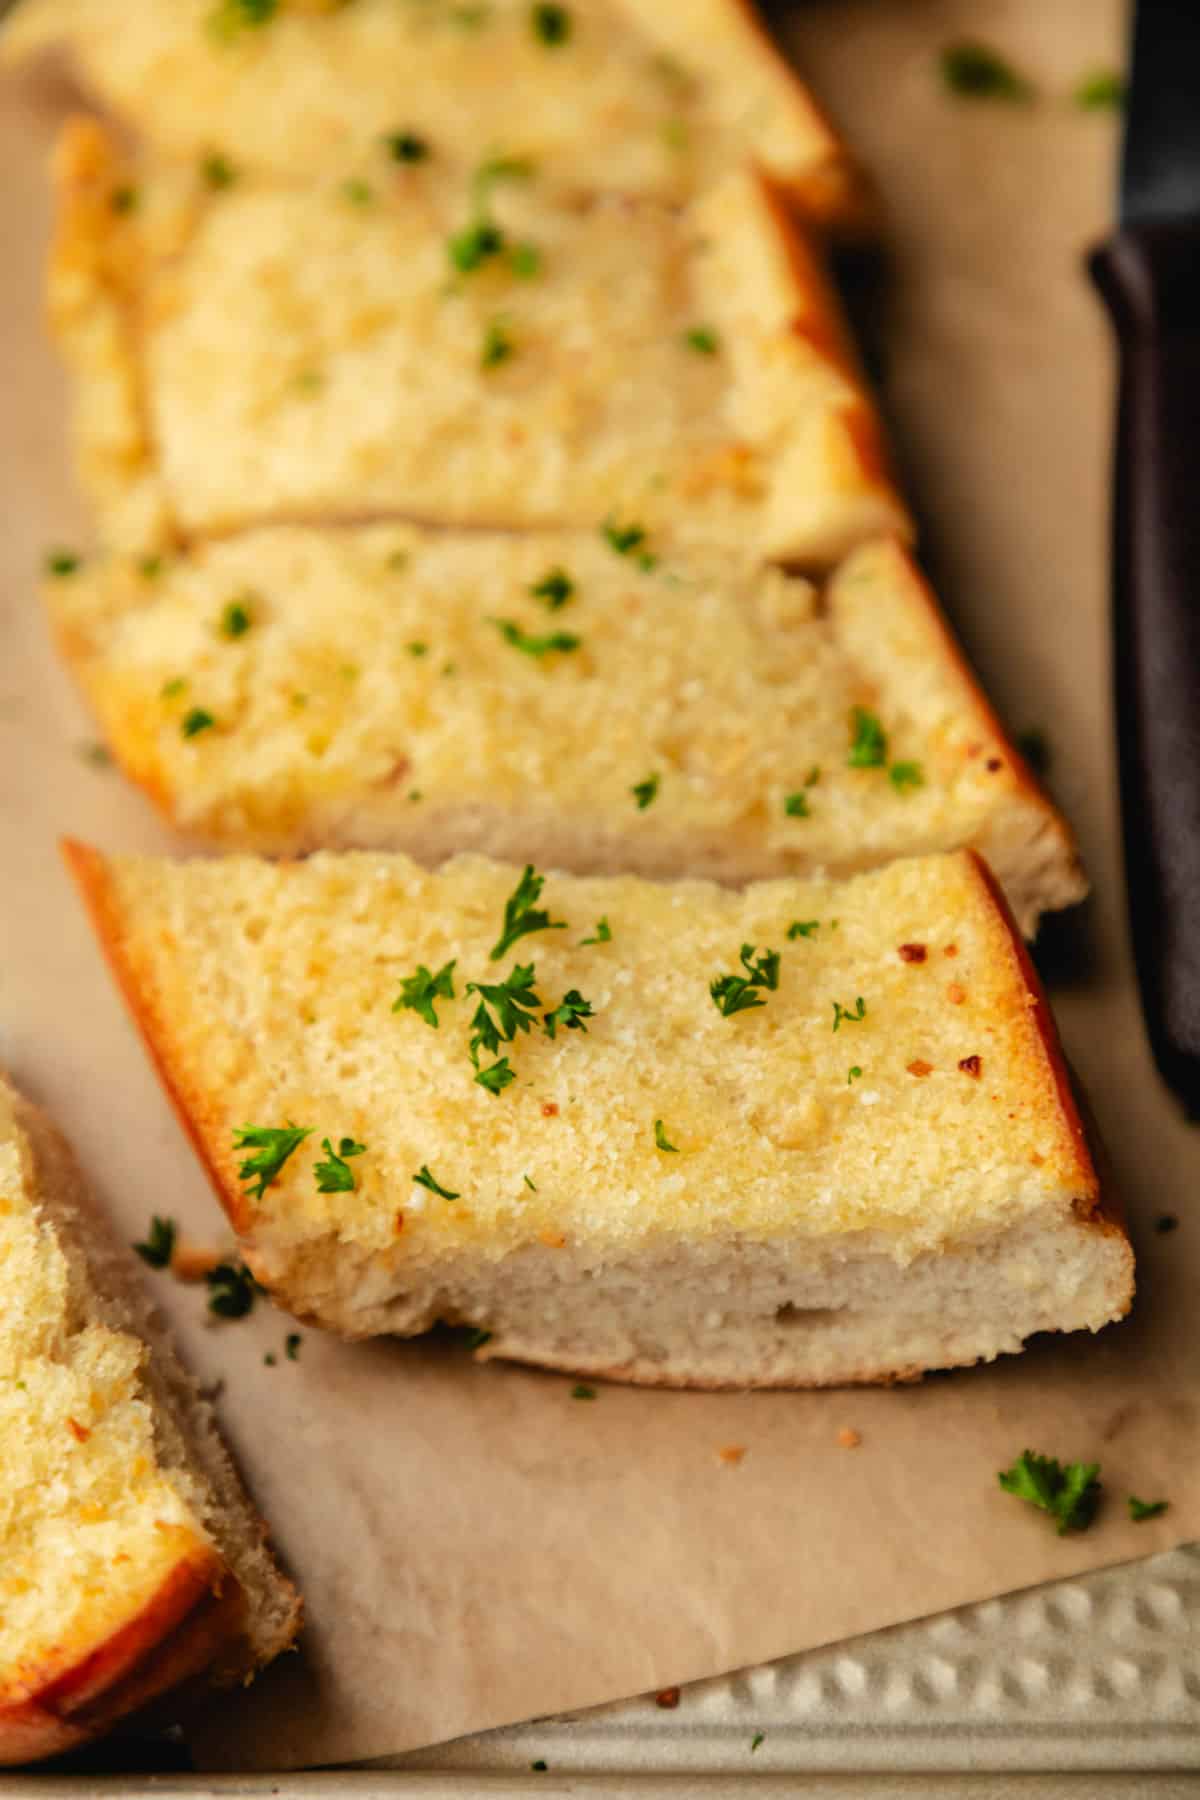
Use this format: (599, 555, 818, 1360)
(532, 3, 570, 44)
(631, 772, 660, 810)
(603, 517, 657, 570)
(940, 41, 1034, 101)
(219, 596, 253, 638)
(206, 1261, 259, 1319)
(201, 151, 236, 189)
(110, 184, 139, 215)
(407, 641, 428, 657)
(341, 177, 374, 206)
(233, 1124, 312, 1199)
(385, 131, 430, 163)
(465, 1326, 493, 1349)
(161, 677, 187, 699)
(314, 1136, 367, 1193)
(467, 962, 542, 1062)
(787, 920, 819, 940)
(490, 618, 580, 657)
(208, 0, 277, 38)
(530, 567, 574, 609)
(571, 1383, 596, 1400)
(831, 997, 866, 1031)
(448, 219, 505, 272)
(182, 707, 216, 738)
(45, 549, 80, 577)
(683, 325, 720, 355)
(751, 1733, 765, 1753)
(998, 1450, 1101, 1533)
(1128, 1495, 1168, 1522)
(481, 319, 516, 369)
(847, 1066, 863, 1084)
(474, 1057, 516, 1096)
(508, 241, 542, 278)
(138, 555, 163, 579)
(654, 1119, 679, 1153)
(133, 1215, 176, 1270)
(847, 706, 887, 768)
(393, 959, 457, 1027)
(285, 1332, 302, 1360)
(490, 865, 566, 961)
(889, 760, 924, 793)
(711, 944, 779, 1017)
(580, 916, 612, 945)
(531, 1759, 549, 1772)
(1074, 69, 1124, 110)
(414, 1164, 459, 1200)
(784, 791, 810, 818)
(804, 765, 821, 787)
(543, 989, 593, 1039)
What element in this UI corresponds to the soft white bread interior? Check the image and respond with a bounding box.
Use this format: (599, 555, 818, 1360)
(2, 0, 867, 227)
(46, 117, 907, 560)
(0, 1077, 299, 1766)
(65, 845, 1132, 1389)
(48, 530, 1081, 937)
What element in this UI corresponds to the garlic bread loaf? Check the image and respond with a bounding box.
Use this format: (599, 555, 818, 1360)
(3, 0, 865, 227)
(47, 117, 907, 561)
(0, 1077, 299, 1766)
(48, 532, 1081, 937)
(66, 845, 1132, 1389)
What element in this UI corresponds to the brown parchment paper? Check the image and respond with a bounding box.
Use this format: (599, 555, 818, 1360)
(2, 0, 1198, 1774)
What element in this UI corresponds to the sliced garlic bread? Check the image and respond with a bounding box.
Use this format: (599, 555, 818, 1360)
(47, 117, 907, 561)
(0, 1077, 299, 1766)
(48, 532, 1081, 937)
(4, 0, 865, 226)
(66, 845, 1132, 1389)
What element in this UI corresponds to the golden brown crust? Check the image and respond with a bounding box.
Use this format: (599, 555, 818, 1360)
(61, 839, 252, 1237)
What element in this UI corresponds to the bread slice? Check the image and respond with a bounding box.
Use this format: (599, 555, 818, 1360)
(48, 531, 1082, 937)
(0, 1076, 299, 1766)
(65, 844, 1132, 1389)
(46, 117, 908, 561)
(3, 0, 867, 229)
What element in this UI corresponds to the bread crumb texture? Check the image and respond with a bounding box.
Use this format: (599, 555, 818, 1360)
(47, 119, 905, 560)
(77, 847, 1097, 1277)
(4, 0, 851, 213)
(0, 1082, 212, 1702)
(48, 531, 1078, 928)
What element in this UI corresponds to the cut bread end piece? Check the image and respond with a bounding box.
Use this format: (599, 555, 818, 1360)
(0, 1078, 299, 1766)
(46, 530, 1082, 938)
(64, 843, 1131, 1389)
(45, 116, 908, 562)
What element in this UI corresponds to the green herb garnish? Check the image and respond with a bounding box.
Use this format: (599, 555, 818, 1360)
(286, 1332, 302, 1360)
(386, 131, 430, 163)
(889, 760, 924, 793)
(940, 42, 1034, 101)
(508, 241, 542, 278)
(489, 618, 579, 656)
(1073, 69, 1124, 110)
(45, 550, 80, 577)
(414, 1164, 460, 1200)
(710, 945, 779, 1018)
(481, 319, 516, 368)
(474, 1057, 516, 1096)
(787, 920, 819, 940)
(654, 1119, 679, 1153)
(831, 997, 866, 1031)
(208, 0, 277, 38)
(206, 1261, 259, 1319)
(465, 1326, 493, 1349)
(847, 1066, 863, 1084)
(683, 325, 719, 355)
(490, 865, 566, 961)
(603, 517, 657, 570)
(998, 1449, 1101, 1534)
(1128, 1495, 1168, 1522)
(110, 184, 139, 214)
(532, 3, 570, 45)
(751, 1734, 765, 1753)
(631, 772, 660, 810)
(571, 1383, 596, 1400)
(543, 989, 593, 1039)
(233, 1123, 312, 1199)
(219, 596, 252, 638)
(314, 1136, 366, 1193)
(182, 707, 216, 738)
(161, 677, 187, 699)
(133, 1215, 176, 1270)
(847, 706, 887, 768)
(448, 219, 505, 271)
(580, 917, 611, 945)
(202, 151, 236, 189)
(393, 959, 457, 1028)
(531, 567, 574, 609)
(341, 177, 374, 206)
(784, 791, 810, 818)
(467, 962, 542, 1062)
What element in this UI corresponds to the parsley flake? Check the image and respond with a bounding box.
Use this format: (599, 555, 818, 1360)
(889, 760, 924, 792)
(385, 131, 430, 163)
(631, 772, 660, 810)
(580, 916, 612, 945)
(481, 319, 516, 369)
(784, 791, 810, 818)
(710, 946, 778, 1018)
(531, 567, 574, 610)
(831, 997, 866, 1031)
(133, 1215, 176, 1270)
(341, 177, 374, 206)
(202, 151, 236, 189)
(465, 1326, 493, 1349)
(490, 618, 579, 656)
(847, 1066, 863, 1084)
(683, 325, 720, 355)
(110, 184, 138, 215)
(45, 549, 80, 577)
(751, 1734, 765, 1753)
(414, 1164, 459, 1200)
(847, 706, 887, 767)
(220, 596, 253, 638)
(208, 0, 277, 38)
(509, 241, 542, 278)
(467, 962, 542, 1062)
(285, 1332, 302, 1360)
(1074, 69, 1124, 111)
(138, 555, 163, 579)
(654, 1119, 679, 1153)
(233, 1124, 312, 1199)
(393, 959, 457, 1028)
(474, 1057, 516, 1096)
(182, 707, 216, 738)
(206, 1261, 259, 1319)
(787, 920, 819, 940)
(532, 2, 570, 44)
(490, 865, 566, 961)
(543, 989, 593, 1039)
(523, 1174, 537, 1190)
(998, 1449, 1101, 1534)
(1128, 1495, 1168, 1522)
(161, 677, 187, 699)
(448, 219, 505, 272)
(571, 1383, 596, 1400)
(314, 1136, 367, 1193)
(940, 41, 1034, 101)
(603, 517, 657, 570)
